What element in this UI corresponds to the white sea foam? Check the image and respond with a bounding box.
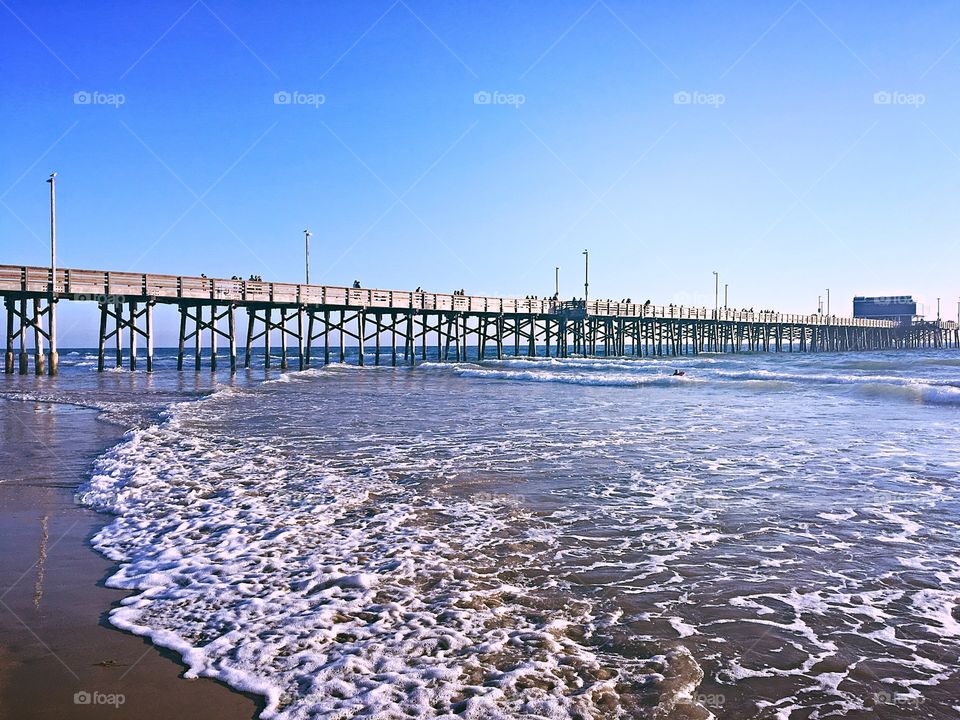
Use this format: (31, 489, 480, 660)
(817, 509, 856, 522)
(416, 358, 960, 406)
(420, 362, 693, 389)
(51, 348, 960, 719)
(77, 390, 674, 718)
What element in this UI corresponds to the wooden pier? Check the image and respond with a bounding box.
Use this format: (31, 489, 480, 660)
(1, 264, 955, 375)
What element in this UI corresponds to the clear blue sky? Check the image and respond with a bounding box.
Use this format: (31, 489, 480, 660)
(3, 1, 960, 345)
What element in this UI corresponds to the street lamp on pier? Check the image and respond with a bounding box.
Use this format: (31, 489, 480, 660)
(304, 229, 311, 285)
(46, 172, 58, 376)
(582, 250, 589, 303)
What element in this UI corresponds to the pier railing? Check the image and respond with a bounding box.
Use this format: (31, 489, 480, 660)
(0, 264, 895, 328)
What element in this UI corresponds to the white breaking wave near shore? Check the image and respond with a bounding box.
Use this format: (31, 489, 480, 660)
(76, 388, 694, 719)
(418, 357, 960, 405)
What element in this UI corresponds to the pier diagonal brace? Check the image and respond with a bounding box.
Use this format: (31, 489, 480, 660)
(245, 306, 303, 370)
(175, 303, 237, 372)
(4, 295, 54, 375)
(97, 300, 156, 372)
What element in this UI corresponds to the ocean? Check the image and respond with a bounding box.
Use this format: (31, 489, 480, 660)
(3, 347, 960, 719)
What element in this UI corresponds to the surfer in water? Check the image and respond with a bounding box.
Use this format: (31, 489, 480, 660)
(673, 369, 685, 376)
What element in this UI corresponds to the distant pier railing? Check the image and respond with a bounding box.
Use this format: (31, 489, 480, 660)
(1, 264, 952, 376)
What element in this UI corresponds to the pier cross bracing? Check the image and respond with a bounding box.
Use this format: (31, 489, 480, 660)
(1, 264, 955, 375)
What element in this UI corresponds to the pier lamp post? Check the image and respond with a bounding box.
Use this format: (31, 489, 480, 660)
(46, 172, 58, 376)
(304, 229, 311, 285)
(554, 266, 560, 297)
(724, 283, 728, 310)
(826, 288, 830, 317)
(818, 296, 822, 315)
(937, 297, 941, 321)
(582, 250, 589, 303)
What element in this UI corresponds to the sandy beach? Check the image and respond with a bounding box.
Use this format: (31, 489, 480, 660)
(0, 399, 261, 719)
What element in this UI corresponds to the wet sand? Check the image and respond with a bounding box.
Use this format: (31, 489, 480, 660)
(0, 399, 262, 719)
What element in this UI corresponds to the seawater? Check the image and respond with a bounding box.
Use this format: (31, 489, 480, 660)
(3, 348, 960, 719)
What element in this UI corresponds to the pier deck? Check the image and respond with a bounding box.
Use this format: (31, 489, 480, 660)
(1, 264, 953, 375)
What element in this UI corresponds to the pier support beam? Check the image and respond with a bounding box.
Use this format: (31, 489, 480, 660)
(306, 309, 389, 367)
(3, 295, 54, 375)
(176, 303, 236, 372)
(97, 301, 155, 372)
(247, 306, 303, 370)
(4, 298, 14, 374)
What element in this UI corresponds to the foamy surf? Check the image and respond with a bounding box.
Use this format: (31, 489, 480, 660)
(54, 347, 960, 719)
(77, 388, 688, 718)
(417, 356, 960, 406)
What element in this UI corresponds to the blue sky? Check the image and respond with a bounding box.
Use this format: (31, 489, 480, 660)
(3, 1, 960, 344)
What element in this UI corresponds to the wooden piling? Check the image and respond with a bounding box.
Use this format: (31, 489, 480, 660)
(406, 314, 415, 365)
(146, 301, 154, 372)
(358, 311, 365, 367)
(177, 305, 187, 370)
(115, 302, 123, 369)
(280, 309, 288, 370)
(18, 298, 27, 375)
(228, 305, 236, 373)
(323, 310, 330, 365)
(244, 308, 254, 369)
(5, 299, 14, 374)
(296, 307, 304, 371)
(32, 298, 44, 375)
(194, 306, 202, 371)
(128, 302, 137, 371)
(98, 304, 108, 372)
(264, 307, 272, 369)
(210, 304, 218, 372)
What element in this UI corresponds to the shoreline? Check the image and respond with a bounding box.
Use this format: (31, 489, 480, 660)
(0, 397, 263, 719)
